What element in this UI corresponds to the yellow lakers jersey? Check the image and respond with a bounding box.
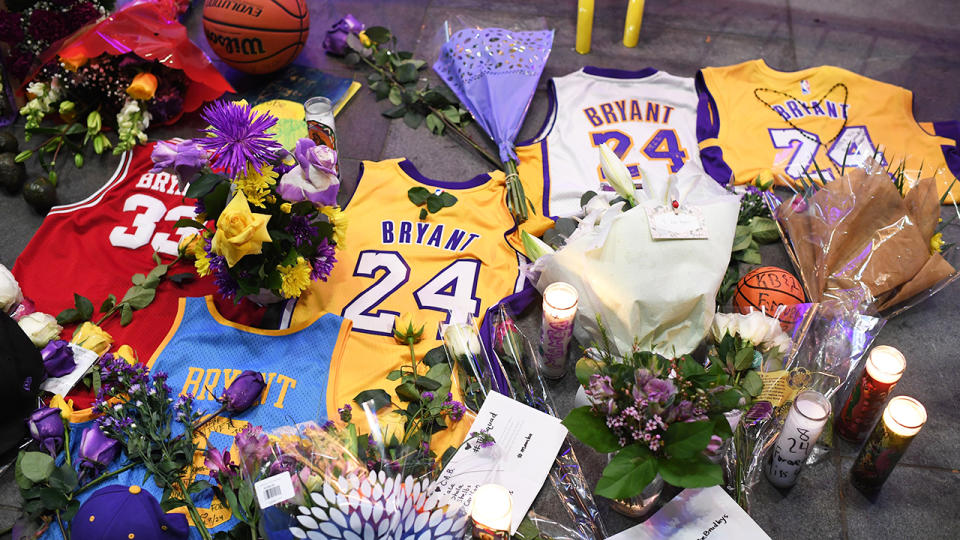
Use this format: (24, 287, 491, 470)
(291, 159, 527, 445)
(696, 59, 960, 202)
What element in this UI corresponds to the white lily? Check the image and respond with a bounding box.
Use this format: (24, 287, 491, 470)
(521, 230, 555, 261)
(598, 143, 638, 207)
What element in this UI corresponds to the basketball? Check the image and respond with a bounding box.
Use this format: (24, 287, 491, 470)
(733, 266, 805, 330)
(202, 0, 310, 75)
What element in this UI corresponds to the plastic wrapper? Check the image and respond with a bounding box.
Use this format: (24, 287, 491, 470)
(721, 292, 884, 511)
(528, 161, 740, 357)
(489, 304, 606, 540)
(441, 313, 494, 413)
(29, 0, 232, 125)
(764, 161, 959, 318)
(239, 420, 471, 539)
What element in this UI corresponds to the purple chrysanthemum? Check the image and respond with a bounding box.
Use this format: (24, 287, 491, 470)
(310, 238, 337, 281)
(195, 101, 283, 177)
(285, 215, 318, 247)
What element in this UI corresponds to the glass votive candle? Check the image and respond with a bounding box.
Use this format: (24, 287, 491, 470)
(837, 346, 906, 442)
(539, 282, 578, 379)
(766, 389, 831, 488)
(470, 483, 512, 539)
(850, 396, 926, 494)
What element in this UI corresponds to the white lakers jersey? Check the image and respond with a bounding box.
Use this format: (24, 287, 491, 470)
(516, 67, 707, 218)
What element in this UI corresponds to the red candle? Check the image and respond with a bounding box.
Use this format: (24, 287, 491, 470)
(837, 346, 906, 443)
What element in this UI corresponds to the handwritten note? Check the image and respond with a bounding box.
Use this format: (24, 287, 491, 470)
(434, 391, 567, 534)
(646, 205, 709, 240)
(607, 486, 771, 540)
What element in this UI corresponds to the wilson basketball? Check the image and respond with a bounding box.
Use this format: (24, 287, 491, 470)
(733, 266, 805, 330)
(202, 0, 310, 75)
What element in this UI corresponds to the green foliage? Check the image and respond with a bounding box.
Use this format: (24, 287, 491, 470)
(561, 406, 619, 453)
(717, 189, 780, 305)
(408, 187, 457, 220)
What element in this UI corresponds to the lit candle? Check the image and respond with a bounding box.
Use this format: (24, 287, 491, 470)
(470, 484, 512, 539)
(837, 346, 906, 442)
(766, 390, 831, 488)
(539, 282, 578, 379)
(623, 0, 645, 47)
(850, 396, 926, 493)
(575, 0, 594, 55)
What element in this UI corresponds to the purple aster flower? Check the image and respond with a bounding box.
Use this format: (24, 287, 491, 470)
(644, 378, 676, 402)
(204, 237, 238, 299)
(445, 400, 466, 422)
(195, 101, 283, 177)
(310, 238, 337, 281)
(338, 403, 352, 422)
(421, 391, 435, 401)
(194, 198, 206, 216)
(285, 215, 318, 247)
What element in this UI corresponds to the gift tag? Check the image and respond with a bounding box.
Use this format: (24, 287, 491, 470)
(646, 205, 708, 240)
(40, 344, 100, 396)
(255, 471, 295, 508)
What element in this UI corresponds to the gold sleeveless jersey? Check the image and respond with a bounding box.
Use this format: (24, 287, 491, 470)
(696, 59, 960, 202)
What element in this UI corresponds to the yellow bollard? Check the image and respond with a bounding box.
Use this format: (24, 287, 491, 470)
(623, 0, 645, 47)
(576, 0, 594, 54)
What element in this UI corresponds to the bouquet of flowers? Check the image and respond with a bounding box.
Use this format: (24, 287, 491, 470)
(562, 323, 742, 502)
(11, 0, 232, 211)
(154, 100, 345, 303)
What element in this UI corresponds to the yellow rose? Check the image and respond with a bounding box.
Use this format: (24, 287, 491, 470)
(359, 31, 372, 47)
(70, 322, 113, 355)
(393, 312, 424, 344)
(115, 344, 137, 365)
(930, 231, 945, 254)
(126, 72, 158, 100)
(212, 193, 272, 267)
(379, 410, 406, 444)
(280, 203, 292, 214)
(49, 394, 74, 420)
(59, 51, 87, 71)
(178, 232, 205, 259)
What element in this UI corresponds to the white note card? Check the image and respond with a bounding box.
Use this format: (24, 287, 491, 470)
(40, 343, 100, 396)
(435, 391, 568, 534)
(646, 205, 709, 240)
(607, 486, 771, 540)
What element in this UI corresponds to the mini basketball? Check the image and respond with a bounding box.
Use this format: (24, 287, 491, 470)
(733, 266, 805, 330)
(202, 0, 310, 75)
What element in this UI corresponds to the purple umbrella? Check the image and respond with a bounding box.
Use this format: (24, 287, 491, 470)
(434, 27, 554, 223)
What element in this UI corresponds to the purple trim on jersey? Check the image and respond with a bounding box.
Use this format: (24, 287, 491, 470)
(930, 120, 960, 145)
(540, 139, 557, 220)
(479, 285, 540, 396)
(340, 161, 364, 210)
(582, 66, 658, 80)
(694, 71, 721, 141)
(517, 79, 558, 146)
(700, 146, 733, 186)
(398, 159, 491, 189)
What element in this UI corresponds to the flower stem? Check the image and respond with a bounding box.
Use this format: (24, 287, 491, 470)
(62, 421, 72, 469)
(55, 511, 69, 540)
(75, 462, 137, 496)
(177, 478, 213, 540)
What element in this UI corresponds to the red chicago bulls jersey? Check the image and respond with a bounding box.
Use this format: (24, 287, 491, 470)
(14, 142, 262, 409)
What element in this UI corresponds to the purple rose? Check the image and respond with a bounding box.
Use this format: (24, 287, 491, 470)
(28, 408, 64, 455)
(220, 370, 266, 413)
(150, 139, 209, 186)
(78, 426, 120, 473)
(40, 340, 76, 378)
(277, 138, 341, 206)
(322, 14, 364, 56)
(644, 378, 676, 402)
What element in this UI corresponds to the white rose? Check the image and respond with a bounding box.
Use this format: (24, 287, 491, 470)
(710, 312, 734, 343)
(0, 264, 23, 313)
(763, 331, 792, 355)
(443, 323, 482, 358)
(18, 312, 62, 347)
(738, 311, 778, 345)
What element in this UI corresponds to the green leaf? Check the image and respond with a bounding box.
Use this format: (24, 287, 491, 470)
(174, 218, 206, 230)
(442, 106, 461, 124)
(371, 81, 390, 101)
(738, 248, 762, 265)
(678, 356, 706, 377)
(25, 126, 62, 135)
(131, 273, 146, 286)
(160, 498, 188, 511)
(395, 382, 420, 402)
(15, 150, 32, 163)
(403, 111, 424, 129)
(664, 421, 713, 459)
(742, 369, 763, 397)
(419, 208, 428, 220)
(168, 273, 196, 286)
(367, 72, 382, 83)
(437, 192, 457, 207)
(734, 346, 755, 371)
(395, 63, 419, 84)
(238, 481, 254, 512)
(423, 346, 448, 367)
(386, 370, 403, 381)
(144, 263, 169, 288)
(383, 105, 407, 119)
(203, 182, 231, 221)
(425, 113, 444, 135)
(749, 216, 780, 244)
(344, 52, 361, 65)
(187, 480, 212, 495)
(120, 303, 134, 326)
(595, 445, 657, 500)
(121, 285, 156, 310)
(657, 456, 724, 488)
(408, 186, 431, 205)
(365, 26, 391, 44)
(37, 486, 69, 510)
(711, 413, 734, 439)
(14, 453, 34, 490)
(580, 190, 598, 207)
(48, 464, 78, 492)
(185, 173, 222, 199)
(426, 195, 444, 214)
(354, 389, 392, 411)
(731, 225, 752, 252)
(100, 293, 117, 313)
(388, 86, 403, 106)
(56, 308, 84, 325)
(712, 388, 744, 410)
(574, 356, 603, 387)
(19, 452, 55, 483)
(414, 376, 442, 391)
(562, 407, 620, 453)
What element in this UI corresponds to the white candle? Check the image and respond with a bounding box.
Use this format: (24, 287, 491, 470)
(470, 484, 512, 539)
(883, 396, 927, 437)
(766, 389, 831, 488)
(539, 282, 578, 378)
(866, 346, 906, 384)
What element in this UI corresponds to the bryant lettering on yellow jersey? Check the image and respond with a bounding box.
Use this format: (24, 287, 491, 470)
(696, 59, 960, 202)
(291, 159, 528, 446)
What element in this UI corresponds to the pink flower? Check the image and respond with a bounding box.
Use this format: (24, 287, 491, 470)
(644, 378, 676, 402)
